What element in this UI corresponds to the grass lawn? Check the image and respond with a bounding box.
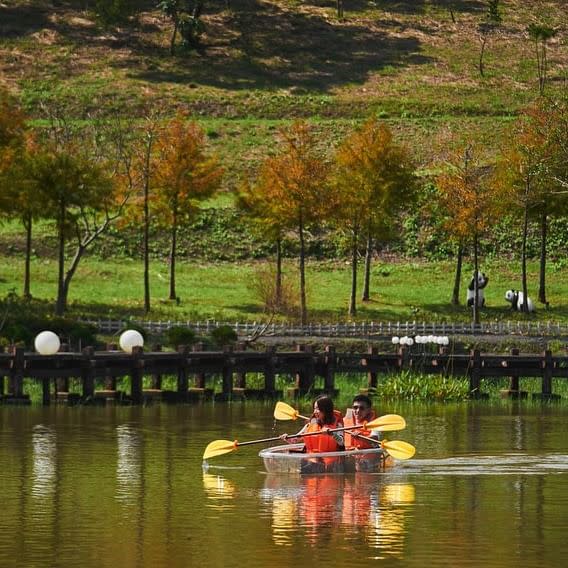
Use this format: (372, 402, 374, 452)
(1, 255, 567, 324)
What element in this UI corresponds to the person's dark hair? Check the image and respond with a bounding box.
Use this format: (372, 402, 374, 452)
(314, 395, 336, 425)
(352, 394, 372, 408)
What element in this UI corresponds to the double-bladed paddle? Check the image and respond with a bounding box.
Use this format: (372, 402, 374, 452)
(351, 432, 416, 460)
(274, 401, 406, 432)
(203, 412, 407, 460)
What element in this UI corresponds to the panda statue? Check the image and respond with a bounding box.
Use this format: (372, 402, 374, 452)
(505, 290, 535, 313)
(466, 272, 489, 308)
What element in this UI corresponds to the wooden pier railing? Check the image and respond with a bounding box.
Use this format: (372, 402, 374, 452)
(0, 344, 566, 405)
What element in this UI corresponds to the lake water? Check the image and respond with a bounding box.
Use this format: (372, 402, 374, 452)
(1, 401, 567, 568)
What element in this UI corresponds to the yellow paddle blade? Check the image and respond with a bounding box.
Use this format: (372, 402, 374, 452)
(382, 440, 416, 460)
(365, 414, 406, 432)
(202, 439, 238, 460)
(273, 401, 301, 421)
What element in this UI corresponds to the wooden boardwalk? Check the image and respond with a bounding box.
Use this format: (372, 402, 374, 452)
(1, 343, 566, 405)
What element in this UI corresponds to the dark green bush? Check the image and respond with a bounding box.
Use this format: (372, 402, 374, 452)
(209, 325, 238, 347)
(165, 326, 196, 348)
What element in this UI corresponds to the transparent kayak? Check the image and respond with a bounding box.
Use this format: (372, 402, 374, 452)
(259, 443, 393, 474)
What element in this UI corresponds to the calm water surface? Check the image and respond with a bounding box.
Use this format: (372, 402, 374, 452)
(1, 401, 567, 568)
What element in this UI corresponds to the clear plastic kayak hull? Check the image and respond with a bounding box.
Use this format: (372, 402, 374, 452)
(259, 444, 393, 474)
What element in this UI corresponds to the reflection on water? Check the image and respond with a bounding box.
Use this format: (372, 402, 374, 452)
(400, 453, 568, 475)
(31, 425, 57, 498)
(116, 424, 142, 505)
(2, 403, 568, 568)
(258, 474, 415, 555)
(203, 473, 236, 511)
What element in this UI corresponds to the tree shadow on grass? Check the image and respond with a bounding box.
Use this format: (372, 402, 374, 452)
(129, 1, 433, 93)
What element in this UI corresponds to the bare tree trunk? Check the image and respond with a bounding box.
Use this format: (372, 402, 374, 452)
(521, 178, 530, 312)
(55, 201, 66, 315)
(472, 233, 479, 325)
(349, 228, 358, 316)
(275, 238, 282, 306)
(451, 241, 464, 305)
(538, 207, 548, 304)
(143, 134, 152, 314)
(23, 214, 32, 300)
(361, 229, 372, 302)
(170, 18, 179, 55)
(479, 35, 487, 77)
(169, 210, 178, 300)
(298, 214, 307, 325)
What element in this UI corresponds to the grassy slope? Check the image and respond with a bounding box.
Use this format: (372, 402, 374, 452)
(1, 0, 568, 321)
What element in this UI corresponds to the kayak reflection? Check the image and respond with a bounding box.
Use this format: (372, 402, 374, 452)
(261, 475, 415, 552)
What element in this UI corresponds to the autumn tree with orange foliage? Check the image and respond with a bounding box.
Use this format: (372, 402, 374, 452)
(0, 89, 37, 298)
(237, 176, 288, 312)
(151, 115, 223, 302)
(332, 119, 415, 316)
(436, 143, 495, 324)
(493, 101, 564, 312)
(256, 121, 330, 324)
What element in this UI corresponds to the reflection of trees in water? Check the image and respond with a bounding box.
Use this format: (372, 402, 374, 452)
(260, 474, 415, 554)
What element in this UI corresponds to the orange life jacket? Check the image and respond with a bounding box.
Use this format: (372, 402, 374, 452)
(343, 410, 376, 449)
(303, 414, 343, 453)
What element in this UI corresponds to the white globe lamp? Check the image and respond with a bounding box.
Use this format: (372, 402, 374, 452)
(391, 336, 400, 345)
(35, 331, 61, 355)
(119, 330, 144, 354)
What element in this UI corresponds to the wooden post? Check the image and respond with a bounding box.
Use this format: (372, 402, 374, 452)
(0, 345, 4, 397)
(366, 346, 378, 390)
(469, 349, 482, 398)
(104, 343, 118, 391)
(500, 348, 527, 399)
(235, 342, 246, 388)
(510, 348, 520, 391)
(324, 345, 336, 393)
(221, 346, 234, 398)
(193, 342, 206, 388)
(398, 345, 409, 371)
(55, 343, 70, 395)
(177, 345, 189, 394)
(41, 376, 50, 406)
(295, 345, 314, 396)
(9, 346, 25, 398)
(264, 346, 276, 394)
(541, 349, 553, 398)
(130, 345, 143, 404)
(81, 346, 95, 399)
(150, 343, 162, 390)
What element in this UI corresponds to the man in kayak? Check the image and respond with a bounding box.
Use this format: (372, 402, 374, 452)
(343, 394, 380, 450)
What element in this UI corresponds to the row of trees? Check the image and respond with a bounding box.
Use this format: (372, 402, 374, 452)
(0, 90, 222, 316)
(1, 88, 568, 323)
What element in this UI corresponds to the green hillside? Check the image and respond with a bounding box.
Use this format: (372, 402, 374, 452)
(2, 0, 567, 193)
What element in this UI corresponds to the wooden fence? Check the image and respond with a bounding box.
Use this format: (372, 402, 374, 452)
(1, 344, 566, 405)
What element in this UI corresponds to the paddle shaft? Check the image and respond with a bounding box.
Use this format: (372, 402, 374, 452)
(236, 423, 372, 448)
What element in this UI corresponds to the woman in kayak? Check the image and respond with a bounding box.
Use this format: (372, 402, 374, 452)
(281, 395, 344, 452)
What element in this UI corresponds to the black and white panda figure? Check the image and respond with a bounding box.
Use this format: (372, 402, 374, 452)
(505, 290, 535, 313)
(466, 272, 489, 308)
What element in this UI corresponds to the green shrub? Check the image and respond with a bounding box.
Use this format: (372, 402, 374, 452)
(165, 326, 196, 348)
(209, 325, 238, 347)
(94, 0, 138, 25)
